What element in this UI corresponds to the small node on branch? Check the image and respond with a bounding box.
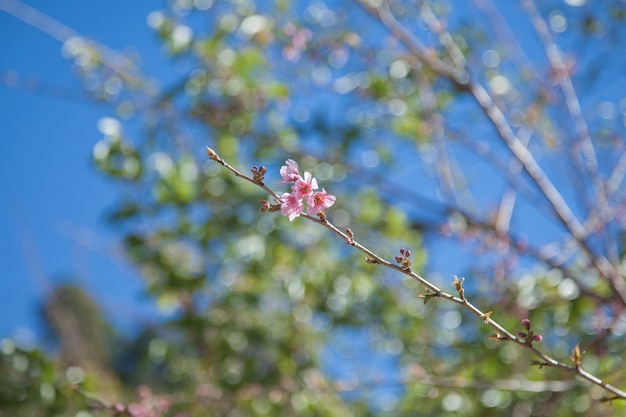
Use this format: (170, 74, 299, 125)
(531, 360, 551, 369)
(482, 311, 493, 323)
(345, 228, 355, 245)
(488, 332, 508, 344)
(365, 257, 379, 264)
(419, 289, 438, 305)
(394, 247, 412, 270)
(571, 343, 584, 368)
(452, 275, 465, 300)
(251, 165, 267, 184)
(317, 211, 327, 222)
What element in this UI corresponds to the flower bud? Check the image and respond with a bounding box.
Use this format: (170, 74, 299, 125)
(259, 200, 271, 212)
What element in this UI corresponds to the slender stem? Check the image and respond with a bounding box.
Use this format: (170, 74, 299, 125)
(208, 149, 626, 400)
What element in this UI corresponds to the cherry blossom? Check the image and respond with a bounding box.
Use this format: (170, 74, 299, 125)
(292, 171, 318, 200)
(280, 192, 304, 221)
(307, 189, 336, 215)
(278, 159, 301, 184)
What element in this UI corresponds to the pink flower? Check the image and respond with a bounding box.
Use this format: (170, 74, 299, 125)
(292, 171, 318, 200)
(307, 189, 336, 215)
(274, 159, 336, 221)
(280, 192, 304, 221)
(278, 159, 301, 184)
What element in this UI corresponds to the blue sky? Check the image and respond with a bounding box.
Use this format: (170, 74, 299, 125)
(0, 0, 166, 340)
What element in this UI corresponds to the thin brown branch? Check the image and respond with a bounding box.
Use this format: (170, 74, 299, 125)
(207, 149, 626, 401)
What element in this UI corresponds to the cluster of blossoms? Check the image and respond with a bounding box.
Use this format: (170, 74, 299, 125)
(278, 159, 336, 221)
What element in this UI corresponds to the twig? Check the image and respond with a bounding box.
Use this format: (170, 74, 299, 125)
(207, 148, 626, 401)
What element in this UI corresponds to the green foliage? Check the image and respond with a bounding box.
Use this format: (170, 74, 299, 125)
(0, 339, 98, 416)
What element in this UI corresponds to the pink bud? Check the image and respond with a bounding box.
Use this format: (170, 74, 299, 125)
(259, 200, 271, 212)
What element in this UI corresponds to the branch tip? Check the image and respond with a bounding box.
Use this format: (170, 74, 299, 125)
(345, 228, 355, 245)
(251, 165, 267, 184)
(206, 146, 222, 163)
